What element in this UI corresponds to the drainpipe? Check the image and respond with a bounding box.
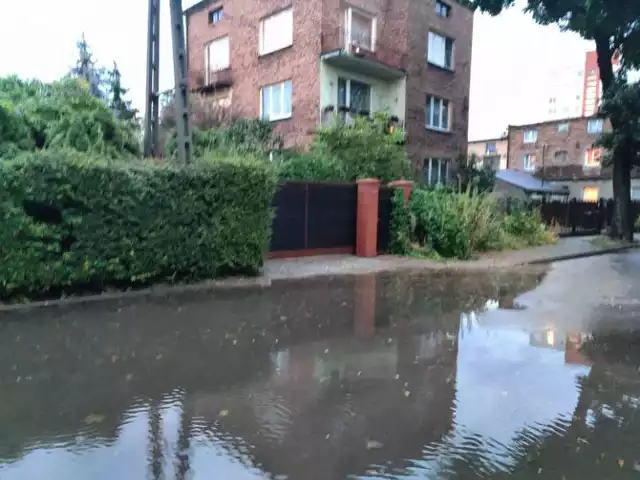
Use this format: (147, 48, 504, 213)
(541, 143, 547, 191)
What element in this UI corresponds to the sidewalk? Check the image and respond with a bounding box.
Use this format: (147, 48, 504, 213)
(264, 236, 637, 280)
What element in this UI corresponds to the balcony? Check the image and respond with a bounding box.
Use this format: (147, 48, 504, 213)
(192, 67, 233, 93)
(320, 26, 407, 81)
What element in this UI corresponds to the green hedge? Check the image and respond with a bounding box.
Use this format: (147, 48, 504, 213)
(0, 150, 276, 299)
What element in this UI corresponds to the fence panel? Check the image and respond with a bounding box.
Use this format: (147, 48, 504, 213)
(377, 187, 393, 253)
(270, 183, 307, 252)
(307, 183, 357, 249)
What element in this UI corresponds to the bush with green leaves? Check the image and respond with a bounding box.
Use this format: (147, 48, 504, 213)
(0, 76, 140, 158)
(0, 150, 276, 300)
(389, 188, 555, 259)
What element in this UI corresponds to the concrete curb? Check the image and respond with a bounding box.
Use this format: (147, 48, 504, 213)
(0, 276, 272, 314)
(1, 243, 636, 313)
(525, 244, 638, 265)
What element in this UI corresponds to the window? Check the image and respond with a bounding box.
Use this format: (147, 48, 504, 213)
(435, 0, 451, 17)
(337, 77, 371, 112)
(583, 186, 599, 203)
(259, 8, 293, 55)
(345, 7, 376, 51)
(584, 147, 601, 167)
(587, 118, 603, 135)
(205, 36, 230, 81)
(558, 122, 569, 133)
(261, 80, 292, 121)
(485, 142, 496, 154)
(523, 129, 537, 143)
(425, 95, 451, 131)
(524, 153, 537, 171)
(554, 150, 569, 164)
(424, 158, 449, 186)
(208, 7, 223, 24)
(631, 187, 640, 201)
(428, 32, 454, 69)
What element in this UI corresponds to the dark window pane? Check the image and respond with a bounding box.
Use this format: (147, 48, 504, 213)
(445, 39, 453, 69)
(430, 159, 439, 186)
(439, 159, 448, 184)
(350, 80, 370, 111)
(442, 99, 449, 129)
(337, 78, 347, 107)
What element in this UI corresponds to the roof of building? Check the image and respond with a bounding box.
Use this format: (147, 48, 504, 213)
(508, 115, 602, 131)
(496, 169, 570, 195)
(184, 0, 215, 15)
(468, 136, 507, 144)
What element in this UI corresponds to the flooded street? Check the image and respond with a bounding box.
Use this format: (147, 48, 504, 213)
(2, 254, 640, 479)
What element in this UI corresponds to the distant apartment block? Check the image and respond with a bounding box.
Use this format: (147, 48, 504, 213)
(467, 136, 508, 170)
(185, 0, 474, 184)
(581, 50, 621, 117)
(506, 116, 640, 201)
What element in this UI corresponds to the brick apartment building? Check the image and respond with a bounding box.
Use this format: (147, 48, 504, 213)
(467, 136, 508, 170)
(506, 116, 640, 201)
(185, 0, 473, 184)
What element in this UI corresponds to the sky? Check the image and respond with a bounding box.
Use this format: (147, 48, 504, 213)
(0, 0, 602, 142)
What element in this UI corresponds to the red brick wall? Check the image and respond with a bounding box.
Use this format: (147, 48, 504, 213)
(507, 116, 611, 180)
(186, 0, 473, 171)
(187, 0, 322, 147)
(405, 0, 473, 176)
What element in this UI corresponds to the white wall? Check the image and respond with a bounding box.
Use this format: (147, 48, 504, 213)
(319, 61, 406, 121)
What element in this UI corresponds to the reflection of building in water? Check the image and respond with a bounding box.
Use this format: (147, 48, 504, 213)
(529, 330, 591, 366)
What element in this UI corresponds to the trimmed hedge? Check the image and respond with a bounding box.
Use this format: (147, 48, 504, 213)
(0, 150, 276, 299)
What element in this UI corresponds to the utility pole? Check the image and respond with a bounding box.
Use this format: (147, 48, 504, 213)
(143, 0, 192, 164)
(170, 0, 193, 165)
(143, 0, 160, 157)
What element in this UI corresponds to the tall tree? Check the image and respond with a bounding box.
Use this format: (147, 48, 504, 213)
(106, 62, 138, 124)
(469, 0, 640, 241)
(71, 34, 105, 99)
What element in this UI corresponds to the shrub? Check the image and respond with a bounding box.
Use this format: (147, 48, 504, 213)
(389, 189, 412, 255)
(399, 189, 555, 259)
(276, 151, 346, 181)
(0, 150, 276, 300)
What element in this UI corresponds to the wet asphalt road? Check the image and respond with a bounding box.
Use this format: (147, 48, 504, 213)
(1, 253, 640, 479)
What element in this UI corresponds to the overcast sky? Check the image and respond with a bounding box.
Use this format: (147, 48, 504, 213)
(0, 0, 598, 141)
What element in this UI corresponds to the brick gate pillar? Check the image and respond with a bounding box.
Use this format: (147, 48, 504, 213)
(356, 179, 380, 257)
(388, 180, 413, 204)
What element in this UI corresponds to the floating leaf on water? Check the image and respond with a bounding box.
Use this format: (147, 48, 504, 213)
(125, 373, 133, 381)
(618, 459, 625, 468)
(394, 374, 400, 380)
(404, 390, 411, 397)
(218, 409, 229, 417)
(84, 413, 106, 425)
(324, 348, 329, 354)
(155, 353, 163, 360)
(367, 440, 383, 450)
(325, 433, 331, 440)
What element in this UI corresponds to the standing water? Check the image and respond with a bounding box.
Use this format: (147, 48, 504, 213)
(2, 253, 640, 479)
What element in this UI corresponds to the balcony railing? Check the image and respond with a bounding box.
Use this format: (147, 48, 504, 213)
(321, 26, 408, 72)
(191, 67, 233, 93)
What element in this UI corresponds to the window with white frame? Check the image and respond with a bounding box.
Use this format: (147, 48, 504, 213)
(345, 7, 376, 50)
(587, 118, 604, 135)
(485, 142, 497, 154)
(584, 147, 601, 167)
(427, 32, 454, 69)
(424, 158, 449, 186)
(205, 36, 230, 81)
(259, 8, 293, 55)
(425, 95, 451, 131)
(337, 77, 371, 112)
(260, 80, 292, 121)
(631, 187, 640, 201)
(435, 0, 451, 17)
(524, 153, 537, 171)
(523, 129, 537, 143)
(558, 122, 569, 133)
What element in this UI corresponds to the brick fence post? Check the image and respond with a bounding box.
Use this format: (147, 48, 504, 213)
(388, 180, 413, 204)
(356, 179, 380, 257)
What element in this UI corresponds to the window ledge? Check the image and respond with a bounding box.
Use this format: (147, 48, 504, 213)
(258, 44, 293, 59)
(425, 125, 452, 134)
(266, 114, 293, 123)
(427, 61, 455, 73)
(583, 164, 601, 169)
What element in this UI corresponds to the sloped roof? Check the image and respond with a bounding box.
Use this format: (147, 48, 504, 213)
(496, 169, 569, 195)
